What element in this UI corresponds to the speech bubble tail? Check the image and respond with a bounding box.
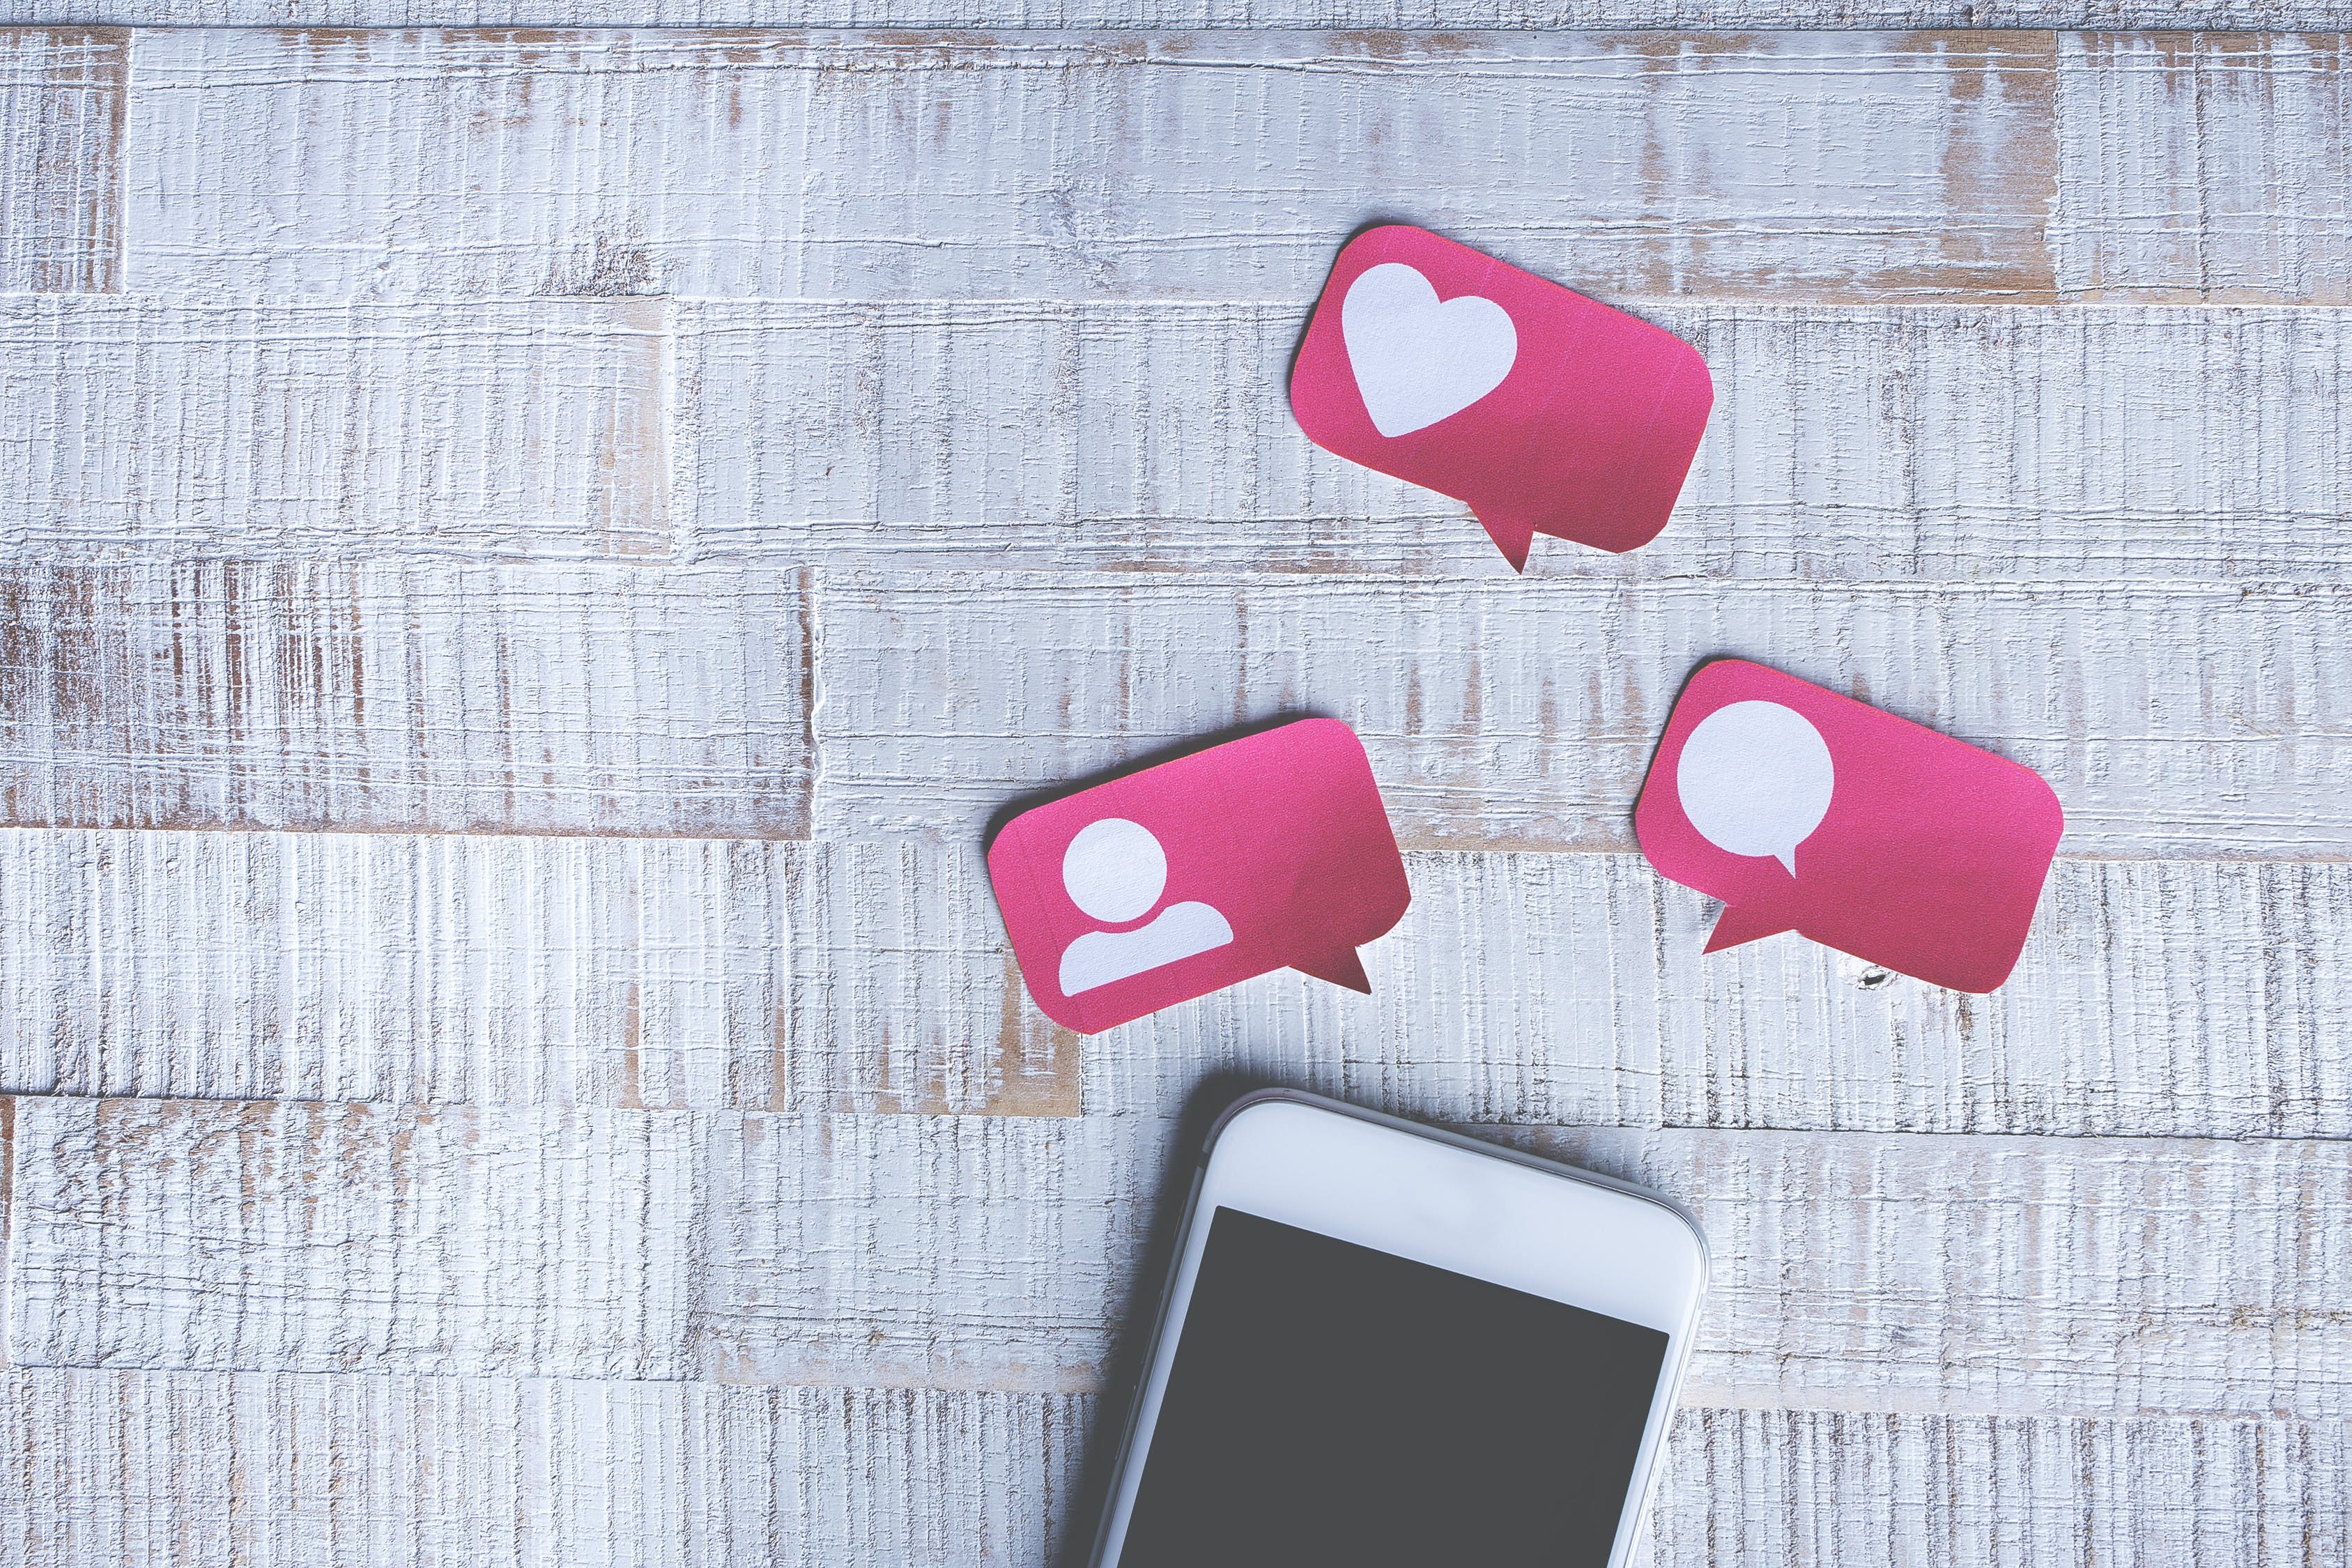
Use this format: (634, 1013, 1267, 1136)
(1704, 903, 1798, 954)
(1476, 513, 1536, 573)
(1293, 947, 1374, 994)
(1776, 849, 1798, 877)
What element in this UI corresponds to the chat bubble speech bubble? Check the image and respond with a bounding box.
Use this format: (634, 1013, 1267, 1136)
(1289, 224, 1713, 571)
(987, 718, 1412, 1034)
(1636, 660, 2066, 993)
(1676, 699, 1837, 876)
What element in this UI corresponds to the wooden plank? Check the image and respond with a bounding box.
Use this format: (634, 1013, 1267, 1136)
(0, 29, 123, 293)
(0, 1371, 1089, 1568)
(0, 297, 670, 558)
(1534, 1126, 2352, 1422)
(0, 829, 1076, 1116)
(0, 562, 812, 837)
(684, 302, 2352, 581)
(13, 1102, 2350, 1419)
(2057, 33, 2352, 302)
(12, 833, 2335, 1140)
(35, 564, 2334, 861)
(10, 1098, 702, 1378)
(124, 29, 2058, 303)
(14, 294, 2344, 578)
(5, 1372, 2335, 1568)
(0, 831, 796, 1110)
(812, 572, 2352, 859)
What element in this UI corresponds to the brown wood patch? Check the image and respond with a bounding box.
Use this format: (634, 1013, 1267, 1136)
(0, 29, 125, 293)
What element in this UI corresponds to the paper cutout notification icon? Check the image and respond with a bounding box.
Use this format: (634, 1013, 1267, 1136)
(1289, 224, 1713, 571)
(1635, 661, 2065, 993)
(988, 719, 1412, 1034)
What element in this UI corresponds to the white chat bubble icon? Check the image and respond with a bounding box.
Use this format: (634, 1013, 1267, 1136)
(1675, 700, 1835, 876)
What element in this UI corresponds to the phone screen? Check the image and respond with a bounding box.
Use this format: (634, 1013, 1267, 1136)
(1116, 1206, 1670, 1568)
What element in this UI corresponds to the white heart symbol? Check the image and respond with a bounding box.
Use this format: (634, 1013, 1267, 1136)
(1340, 263, 1519, 438)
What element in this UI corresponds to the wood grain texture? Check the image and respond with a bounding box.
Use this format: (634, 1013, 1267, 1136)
(0, 297, 669, 557)
(0, 562, 812, 837)
(3, 1373, 2337, 1568)
(0, 29, 123, 293)
(0, 830, 1077, 1115)
(11, 1098, 702, 1378)
(14, 1101, 2350, 1420)
(0, 1371, 1089, 1568)
(123, 29, 2060, 304)
(813, 572, 2352, 859)
(105, 26, 2352, 306)
(685, 302, 2352, 581)
(12, 833, 2340, 1142)
(1643, 1406, 2349, 1568)
(2058, 32, 2352, 301)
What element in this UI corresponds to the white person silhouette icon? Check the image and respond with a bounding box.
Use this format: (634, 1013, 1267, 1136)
(1057, 817, 1235, 996)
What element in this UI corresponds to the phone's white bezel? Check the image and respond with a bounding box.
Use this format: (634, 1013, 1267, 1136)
(1089, 1092, 1709, 1568)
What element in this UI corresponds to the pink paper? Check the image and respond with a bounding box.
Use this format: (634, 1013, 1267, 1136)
(1634, 661, 2065, 993)
(987, 719, 1412, 1034)
(1289, 224, 1713, 570)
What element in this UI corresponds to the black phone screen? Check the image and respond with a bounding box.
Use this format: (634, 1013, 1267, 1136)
(1115, 1206, 1670, 1568)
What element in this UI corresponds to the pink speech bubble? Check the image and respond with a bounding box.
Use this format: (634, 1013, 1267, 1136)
(987, 719, 1412, 1034)
(1635, 661, 2066, 993)
(1289, 224, 1713, 571)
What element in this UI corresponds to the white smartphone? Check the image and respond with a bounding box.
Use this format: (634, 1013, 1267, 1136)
(1087, 1090, 1708, 1568)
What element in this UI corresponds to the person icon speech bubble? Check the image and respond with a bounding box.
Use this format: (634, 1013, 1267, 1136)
(1289, 224, 1713, 571)
(987, 719, 1412, 1035)
(1636, 661, 2066, 993)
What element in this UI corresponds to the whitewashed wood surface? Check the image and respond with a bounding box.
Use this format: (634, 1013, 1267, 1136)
(1, 22, 2349, 1568)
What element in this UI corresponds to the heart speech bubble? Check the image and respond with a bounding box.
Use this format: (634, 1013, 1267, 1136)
(1290, 224, 1713, 571)
(1635, 661, 2066, 993)
(987, 719, 1412, 1034)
